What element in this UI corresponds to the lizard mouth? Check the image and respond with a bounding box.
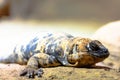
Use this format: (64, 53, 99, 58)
(86, 40, 109, 58)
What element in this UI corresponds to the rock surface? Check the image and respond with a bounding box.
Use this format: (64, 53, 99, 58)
(0, 63, 120, 80)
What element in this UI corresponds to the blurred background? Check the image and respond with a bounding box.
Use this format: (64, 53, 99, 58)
(0, 0, 120, 36)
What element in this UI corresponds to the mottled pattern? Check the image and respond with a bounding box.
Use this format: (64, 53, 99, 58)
(0, 32, 109, 78)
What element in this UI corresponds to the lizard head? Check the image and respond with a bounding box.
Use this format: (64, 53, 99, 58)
(68, 38, 109, 67)
(86, 40, 109, 58)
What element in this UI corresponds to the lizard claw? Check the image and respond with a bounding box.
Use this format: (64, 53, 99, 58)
(26, 69, 35, 78)
(20, 67, 44, 78)
(35, 68, 44, 77)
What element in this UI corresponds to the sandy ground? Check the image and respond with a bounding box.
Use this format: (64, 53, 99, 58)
(0, 63, 120, 80)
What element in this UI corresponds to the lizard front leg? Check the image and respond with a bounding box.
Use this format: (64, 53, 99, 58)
(57, 55, 78, 67)
(53, 46, 78, 67)
(20, 53, 60, 78)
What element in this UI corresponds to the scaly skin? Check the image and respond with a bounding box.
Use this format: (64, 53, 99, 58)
(0, 32, 109, 78)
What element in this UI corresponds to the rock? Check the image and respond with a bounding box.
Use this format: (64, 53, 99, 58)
(92, 21, 120, 69)
(0, 63, 120, 80)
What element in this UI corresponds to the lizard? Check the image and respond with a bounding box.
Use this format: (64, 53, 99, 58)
(0, 32, 109, 78)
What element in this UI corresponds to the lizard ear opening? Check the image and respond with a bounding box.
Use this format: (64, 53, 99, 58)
(69, 38, 81, 54)
(73, 44, 79, 53)
(69, 43, 79, 54)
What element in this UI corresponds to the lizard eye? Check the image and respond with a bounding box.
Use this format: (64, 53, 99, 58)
(76, 44, 79, 47)
(87, 41, 100, 51)
(72, 44, 79, 53)
(75, 44, 81, 52)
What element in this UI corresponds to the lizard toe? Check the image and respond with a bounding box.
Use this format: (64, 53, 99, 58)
(20, 67, 36, 78)
(26, 69, 35, 78)
(35, 68, 44, 77)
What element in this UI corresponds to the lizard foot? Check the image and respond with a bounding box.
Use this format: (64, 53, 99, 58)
(20, 67, 44, 78)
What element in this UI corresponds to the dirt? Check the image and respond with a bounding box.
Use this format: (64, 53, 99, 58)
(0, 63, 120, 80)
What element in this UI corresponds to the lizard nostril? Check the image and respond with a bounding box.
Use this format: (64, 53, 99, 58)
(103, 49, 108, 53)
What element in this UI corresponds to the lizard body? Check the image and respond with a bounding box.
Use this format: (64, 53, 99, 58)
(0, 32, 109, 78)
